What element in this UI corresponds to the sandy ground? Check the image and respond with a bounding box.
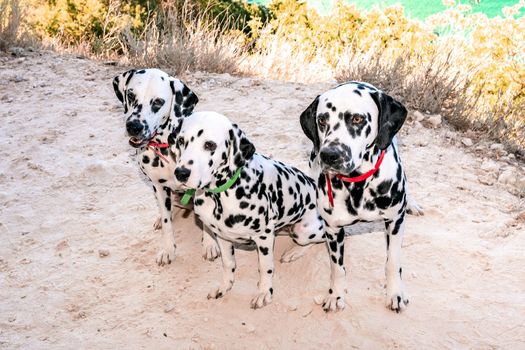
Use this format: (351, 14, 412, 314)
(0, 51, 524, 349)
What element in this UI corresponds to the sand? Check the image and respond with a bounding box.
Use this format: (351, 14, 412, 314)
(0, 51, 524, 349)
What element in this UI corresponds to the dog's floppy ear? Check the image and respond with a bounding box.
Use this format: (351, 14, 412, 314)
(370, 91, 407, 150)
(170, 78, 199, 118)
(300, 96, 321, 152)
(112, 69, 136, 104)
(229, 123, 256, 168)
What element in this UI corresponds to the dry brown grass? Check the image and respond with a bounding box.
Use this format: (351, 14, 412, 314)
(0, 0, 22, 51)
(335, 45, 480, 130)
(118, 3, 248, 76)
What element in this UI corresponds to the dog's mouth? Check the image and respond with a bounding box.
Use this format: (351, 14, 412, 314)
(128, 136, 147, 148)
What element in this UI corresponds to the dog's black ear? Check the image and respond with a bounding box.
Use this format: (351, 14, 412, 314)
(300, 96, 320, 152)
(170, 78, 199, 118)
(112, 69, 135, 104)
(370, 91, 407, 150)
(229, 123, 255, 168)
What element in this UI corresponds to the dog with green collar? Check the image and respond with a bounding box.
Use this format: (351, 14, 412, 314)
(169, 111, 325, 309)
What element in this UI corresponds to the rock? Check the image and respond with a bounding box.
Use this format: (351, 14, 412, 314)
(413, 111, 426, 122)
(478, 176, 495, 186)
(498, 169, 516, 185)
(517, 176, 525, 189)
(421, 114, 442, 128)
(164, 304, 175, 313)
(517, 211, 525, 222)
(490, 143, 504, 151)
(246, 325, 256, 333)
(98, 249, 110, 257)
(480, 160, 500, 173)
(461, 138, 473, 147)
(9, 47, 25, 56)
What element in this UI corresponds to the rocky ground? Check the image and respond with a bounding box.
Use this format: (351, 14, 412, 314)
(0, 49, 524, 349)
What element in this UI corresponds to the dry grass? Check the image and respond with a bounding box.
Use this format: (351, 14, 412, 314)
(118, 2, 248, 76)
(335, 44, 481, 130)
(0, 0, 22, 51)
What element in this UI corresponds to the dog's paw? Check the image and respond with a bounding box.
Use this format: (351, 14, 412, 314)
(280, 245, 310, 263)
(207, 285, 230, 300)
(406, 200, 424, 216)
(156, 245, 176, 266)
(153, 217, 162, 230)
(250, 290, 273, 309)
(386, 292, 409, 313)
(321, 294, 346, 312)
(202, 240, 221, 261)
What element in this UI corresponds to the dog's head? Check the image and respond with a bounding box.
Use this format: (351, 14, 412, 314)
(300, 82, 407, 174)
(112, 68, 198, 148)
(170, 112, 256, 189)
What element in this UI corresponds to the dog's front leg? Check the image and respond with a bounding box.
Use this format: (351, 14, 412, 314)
(250, 234, 275, 309)
(322, 226, 347, 312)
(153, 184, 176, 266)
(384, 212, 409, 312)
(207, 237, 236, 299)
(201, 225, 221, 261)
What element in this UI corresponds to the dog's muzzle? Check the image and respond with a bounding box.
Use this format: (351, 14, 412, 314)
(319, 147, 354, 173)
(126, 120, 147, 148)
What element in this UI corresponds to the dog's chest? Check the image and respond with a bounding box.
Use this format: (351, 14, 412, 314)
(194, 193, 265, 243)
(318, 178, 405, 227)
(138, 147, 177, 188)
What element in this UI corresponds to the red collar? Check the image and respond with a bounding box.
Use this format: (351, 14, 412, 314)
(325, 150, 385, 208)
(147, 132, 170, 163)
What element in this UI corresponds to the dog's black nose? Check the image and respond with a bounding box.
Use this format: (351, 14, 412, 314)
(175, 167, 191, 182)
(320, 148, 341, 166)
(126, 120, 144, 136)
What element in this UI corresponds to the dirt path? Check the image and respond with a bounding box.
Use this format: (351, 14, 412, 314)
(0, 51, 524, 349)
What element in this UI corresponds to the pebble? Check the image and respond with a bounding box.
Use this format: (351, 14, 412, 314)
(517, 211, 525, 222)
(498, 169, 516, 185)
(98, 249, 110, 257)
(246, 325, 256, 333)
(461, 138, 473, 147)
(164, 304, 175, 313)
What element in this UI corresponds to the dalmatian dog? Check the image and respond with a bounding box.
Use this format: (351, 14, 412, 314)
(300, 81, 421, 313)
(169, 111, 325, 309)
(112, 68, 220, 265)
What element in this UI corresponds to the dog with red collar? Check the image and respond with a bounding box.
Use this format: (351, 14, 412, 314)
(300, 81, 419, 313)
(112, 68, 220, 265)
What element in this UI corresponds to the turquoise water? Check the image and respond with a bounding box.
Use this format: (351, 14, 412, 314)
(251, 0, 524, 19)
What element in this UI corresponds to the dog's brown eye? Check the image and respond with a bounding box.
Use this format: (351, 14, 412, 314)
(352, 115, 364, 124)
(318, 116, 327, 127)
(204, 141, 217, 151)
(152, 98, 164, 107)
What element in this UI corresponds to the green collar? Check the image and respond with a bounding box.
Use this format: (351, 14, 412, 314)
(180, 167, 243, 205)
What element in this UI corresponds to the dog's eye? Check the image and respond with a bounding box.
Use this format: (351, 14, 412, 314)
(126, 91, 135, 101)
(152, 98, 165, 107)
(352, 115, 364, 124)
(204, 141, 217, 151)
(318, 115, 327, 127)
(177, 137, 184, 147)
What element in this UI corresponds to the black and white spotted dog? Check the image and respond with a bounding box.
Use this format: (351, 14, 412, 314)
(169, 111, 325, 309)
(300, 82, 418, 312)
(112, 68, 220, 265)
